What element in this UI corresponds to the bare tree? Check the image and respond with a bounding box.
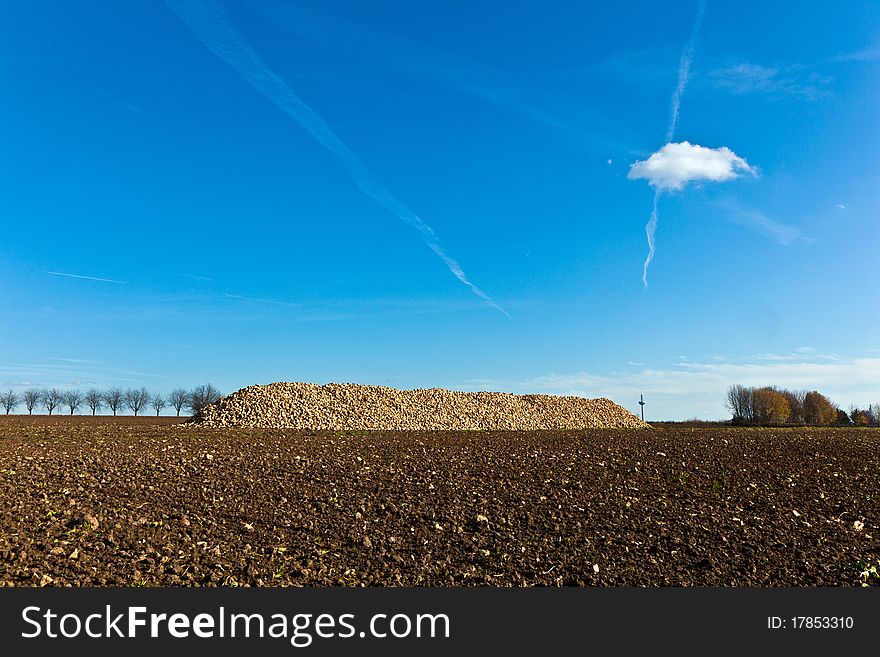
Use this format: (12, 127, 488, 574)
(103, 388, 124, 416)
(725, 384, 742, 421)
(870, 403, 880, 427)
(725, 384, 753, 424)
(1, 390, 19, 415)
(23, 389, 41, 415)
(150, 392, 167, 416)
(43, 388, 62, 415)
(168, 388, 190, 417)
(187, 384, 221, 416)
(62, 389, 83, 415)
(125, 387, 150, 416)
(85, 388, 103, 416)
(779, 389, 806, 424)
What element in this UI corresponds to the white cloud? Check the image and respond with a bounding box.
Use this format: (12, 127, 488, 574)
(834, 45, 880, 63)
(628, 141, 756, 191)
(728, 207, 803, 245)
(709, 62, 829, 100)
(462, 350, 880, 421)
(713, 198, 807, 246)
(0, 362, 162, 390)
(835, 203, 847, 210)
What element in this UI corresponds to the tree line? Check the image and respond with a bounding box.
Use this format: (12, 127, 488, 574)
(0, 384, 221, 417)
(725, 384, 880, 427)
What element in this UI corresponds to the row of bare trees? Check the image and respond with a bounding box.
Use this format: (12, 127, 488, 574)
(726, 385, 880, 426)
(0, 384, 221, 417)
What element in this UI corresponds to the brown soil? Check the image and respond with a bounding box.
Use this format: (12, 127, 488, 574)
(0, 416, 877, 586)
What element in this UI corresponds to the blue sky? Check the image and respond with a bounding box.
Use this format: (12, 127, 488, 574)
(1, 0, 878, 419)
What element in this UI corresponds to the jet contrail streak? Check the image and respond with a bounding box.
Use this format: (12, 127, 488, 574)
(643, 0, 706, 288)
(166, 0, 507, 316)
(641, 191, 659, 288)
(666, 0, 706, 143)
(43, 271, 127, 284)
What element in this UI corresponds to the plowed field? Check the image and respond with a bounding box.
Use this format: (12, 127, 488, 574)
(1, 416, 877, 586)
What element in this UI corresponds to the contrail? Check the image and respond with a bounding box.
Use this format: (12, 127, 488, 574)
(666, 0, 706, 143)
(166, 0, 507, 316)
(249, 1, 645, 159)
(641, 191, 660, 288)
(43, 271, 127, 284)
(643, 0, 706, 288)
